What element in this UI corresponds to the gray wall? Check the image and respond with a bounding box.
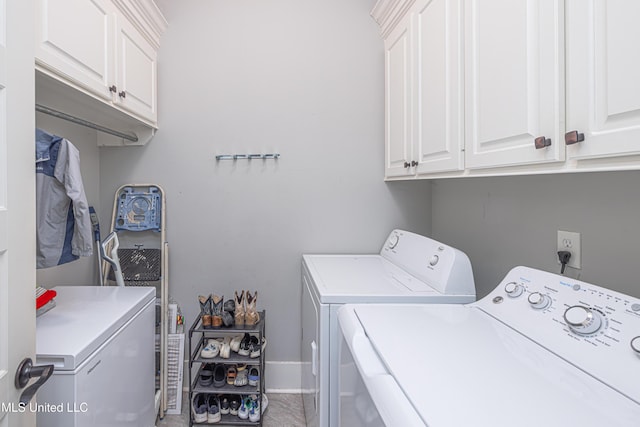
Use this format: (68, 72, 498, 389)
(98, 0, 432, 362)
(431, 171, 640, 300)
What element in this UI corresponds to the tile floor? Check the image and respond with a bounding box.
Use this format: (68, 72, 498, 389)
(157, 393, 306, 427)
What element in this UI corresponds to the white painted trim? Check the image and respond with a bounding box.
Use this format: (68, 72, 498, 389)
(371, 0, 417, 38)
(111, 0, 168, 49)
(183, 361, 303, 393)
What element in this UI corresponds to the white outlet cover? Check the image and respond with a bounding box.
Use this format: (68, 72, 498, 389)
(557, 230, 581, 269)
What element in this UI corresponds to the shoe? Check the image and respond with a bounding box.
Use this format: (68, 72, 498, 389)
(234, 364, 248, 387)
(237, 396, 250, 420)
(222, 310, 234, 327)
(207, 394, 221, 423)
(220, 395, 230, 415)
(213, 364, 226, 388)
(248, 395, 260, 422)
(230, 335, 243, 353)
(201, 339, 221, 359)
(199, 295, 212, 329)
(191, 393, 208, 423)
(224, 299, 235, 312)
(229, 395, 241, 416)
(211, 295, 223, 327)
(262, 393, 269, 414)
(245, 291, 260, 325)
(219, 336, 231, 359)
(219, 395, 230, 415)
(226, 365, 237, 385)
(248, 366, 260, 387)
(234, 291, 245, 326)
(199, 363, 214, 387)
(249, 336, 267, 359)
(238, 333, 251, 357)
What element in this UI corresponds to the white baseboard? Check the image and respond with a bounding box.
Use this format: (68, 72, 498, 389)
(183, 360, 302, 393)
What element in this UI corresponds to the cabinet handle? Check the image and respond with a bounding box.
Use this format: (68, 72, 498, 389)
(109, 85, 117, 93)
(411, 160, 418, 167)
(534, 136, 551, 149)
(565, 130, 584, 145)
(118, 91, 126, 99)
(403, 162, 411, 168)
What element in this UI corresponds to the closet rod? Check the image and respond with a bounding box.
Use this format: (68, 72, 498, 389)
(36, 104, 139, 142)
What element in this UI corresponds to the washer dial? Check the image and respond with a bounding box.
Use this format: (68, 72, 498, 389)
(528, 292, 551, 310)
(564, 305, 604, 336)
(504, 282, 524, 298)
(631, 337, 640, 356)
(387, 234, 399, 249)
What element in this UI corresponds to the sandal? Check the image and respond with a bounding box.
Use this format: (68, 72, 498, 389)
(213, 364, 227, 388)
(198, 363, 214, 387)
(226, 365, 237, 385)
(234, 364, 248, 387)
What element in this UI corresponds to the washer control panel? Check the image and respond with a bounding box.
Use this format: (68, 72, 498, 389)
(477, 266, 640, 404)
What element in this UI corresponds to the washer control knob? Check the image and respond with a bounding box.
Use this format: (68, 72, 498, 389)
(631, 337, 640, 356)
(528, 292, 551, 310)
(429, 255, 439, 266)
(504, 282, 524, 298)
(387, 235, 399, 249)
(564, 305, 604, 336)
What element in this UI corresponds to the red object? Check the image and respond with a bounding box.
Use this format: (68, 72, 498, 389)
(36, 289, 57, 309)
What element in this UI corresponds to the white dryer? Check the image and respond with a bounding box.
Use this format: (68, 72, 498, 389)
(301, 229, 476, 427)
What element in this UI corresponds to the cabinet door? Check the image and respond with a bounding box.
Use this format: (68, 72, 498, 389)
(385, 16, 413, 178)
(115, 15, 158, 123)
(464, 0, 564, 170)
(413, 0, 463, 174)
(566, 0, 640, 162)
(36, 0, 114, 100)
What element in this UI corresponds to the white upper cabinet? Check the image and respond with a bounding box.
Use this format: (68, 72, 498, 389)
(36, 0, 115, 101)
(565, 0, 640, 163)
(384, 15, 412, 178)
(415, 0, 463, 174)
(377, 0, 463, 178)
(374, 0, 640, 179)
(114, 13, 157, 122)
(35, 0, 166, 140)
(464, 0, 564, 170)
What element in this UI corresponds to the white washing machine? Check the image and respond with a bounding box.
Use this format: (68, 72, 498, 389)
(338, 266, 640, 426)
(301, 229, 476, 427)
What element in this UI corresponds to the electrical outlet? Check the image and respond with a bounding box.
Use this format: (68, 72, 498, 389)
(557, 230, 581, 269)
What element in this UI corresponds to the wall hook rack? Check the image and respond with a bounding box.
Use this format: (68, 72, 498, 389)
(215, 153, 280, 161)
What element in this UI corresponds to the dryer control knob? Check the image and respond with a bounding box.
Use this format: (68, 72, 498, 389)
(429, 255, 439, 266)
(564, 305, 604, 336)
(387, 235, 399, 249)
(528, 292, 551, 310)
(504, 282, 524, 298)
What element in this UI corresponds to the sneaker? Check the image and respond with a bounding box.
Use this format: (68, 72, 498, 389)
(220, 395, 230, 415)
(238, 333, 251, 357)
(191, 393, 208, 423)
(249, 336, 267, 358)
(201, 339, 221, 359)
(230, 335, 243, 353)
(229, 395, 241, 416)
(237, 396, 250, 420)
(207, 395, 221, 423)
(262, 393, 269, 414)
(248, 366, 260, 387)
(219, 336, 231, 359)
(248, 395, 260, 422)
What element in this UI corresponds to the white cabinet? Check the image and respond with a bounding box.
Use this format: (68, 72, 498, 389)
(114, 13, 157, 122)
(565, 0, 640, 163)
(464, 0, 564, 170)
(375, 0, 640, 179)
(35, 0, 165, 134)
(36, 0, 115, 101)
(380, 0, 463, 178)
